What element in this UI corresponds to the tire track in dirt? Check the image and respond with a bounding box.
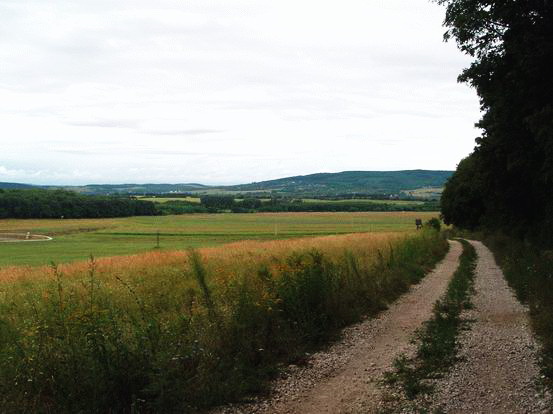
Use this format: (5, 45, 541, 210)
(428, 240, 551, 413)
(215, 240, 462, 414)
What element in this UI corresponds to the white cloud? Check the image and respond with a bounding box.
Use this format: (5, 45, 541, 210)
(0, 0, 480, 185)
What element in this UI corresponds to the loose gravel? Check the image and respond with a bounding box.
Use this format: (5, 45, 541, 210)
(212, 240, 462, 414)
(427, 240, 552, 414)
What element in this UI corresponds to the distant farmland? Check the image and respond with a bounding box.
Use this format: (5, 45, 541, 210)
(0, 212, 438, 266)
(140, 196, 201, 203)
(300, 198, 425, 206)
(139, 197, 426, 206)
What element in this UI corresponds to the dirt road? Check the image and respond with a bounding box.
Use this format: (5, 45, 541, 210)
(215, 240, 462, 414)
(215, 239, 553, 413)
(428, 240, 551, 413)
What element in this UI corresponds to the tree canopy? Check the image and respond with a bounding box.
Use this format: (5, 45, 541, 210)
(438, 0, 553, 246)
(0, 189, 158, 219)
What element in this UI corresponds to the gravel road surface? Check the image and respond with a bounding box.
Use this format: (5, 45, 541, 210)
(428, 240, 551, 413)
(213, 240, 462, 414)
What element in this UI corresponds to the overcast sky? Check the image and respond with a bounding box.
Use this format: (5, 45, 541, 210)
(0, 0, 481, 185)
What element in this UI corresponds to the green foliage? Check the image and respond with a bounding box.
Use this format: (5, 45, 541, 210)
(0, 231, 447, 412)
(155, 200, 208, 215)
(385, 240, 477, 400)
(0, 189, 158, 219)
(164, 195, 438, 214)
(437, 0, 553, 246)
(240, 198, 262, 209)
(256, 200, 439, 213)
(200, 195, 236, 210)
(441, 155, 485, 230)
(485, 235, 553, 393)
(425, 217, 442, 232)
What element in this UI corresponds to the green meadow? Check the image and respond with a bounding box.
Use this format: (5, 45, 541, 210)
(0, 212, 438, 267)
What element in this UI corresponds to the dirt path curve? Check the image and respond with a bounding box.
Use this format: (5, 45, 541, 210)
(215, 240, 462, 414)
(429, 240, 551, 413)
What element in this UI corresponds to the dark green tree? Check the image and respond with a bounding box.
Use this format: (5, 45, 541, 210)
(441, 154, 486, 230)
(437, 0, 553, 245)
(0, 189, 158, 219)
(199, 195, 236, 210)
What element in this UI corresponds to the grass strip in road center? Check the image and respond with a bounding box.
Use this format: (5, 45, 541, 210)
(383, 239, 477, 401)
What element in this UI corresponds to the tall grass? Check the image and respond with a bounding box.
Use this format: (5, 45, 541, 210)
(484, 234, 553, 394)
(0, 230, 447, 412)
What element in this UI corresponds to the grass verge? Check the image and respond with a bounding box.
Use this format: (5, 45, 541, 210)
(383, 239, 477, 401)
(0, 230, 447, 413)
(484, 234, 553, 396)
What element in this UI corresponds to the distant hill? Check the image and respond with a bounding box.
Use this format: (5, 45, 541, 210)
(0, 182, 210, 195)
(225, 170, 453, 195)
(0, 170, 452, 197)
(0, 182, 37, 189)
(51, 183, 211, 195)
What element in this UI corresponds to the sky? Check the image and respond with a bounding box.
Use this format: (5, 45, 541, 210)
(0, 0, 481, 185)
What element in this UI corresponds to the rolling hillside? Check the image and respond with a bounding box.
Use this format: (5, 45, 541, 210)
(0, 182, 210, 195)
(0, 170, 452, 197)
(226, 170, 452, 195)
(0, 182, 37, 190)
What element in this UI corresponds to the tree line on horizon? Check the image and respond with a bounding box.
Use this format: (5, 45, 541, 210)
(0, 189, 158, 219)
(135, 195, 439, 215)
(0, 189, 439, 219)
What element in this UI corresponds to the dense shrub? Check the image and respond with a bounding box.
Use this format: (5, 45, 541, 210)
(425, 217, 441, 232)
